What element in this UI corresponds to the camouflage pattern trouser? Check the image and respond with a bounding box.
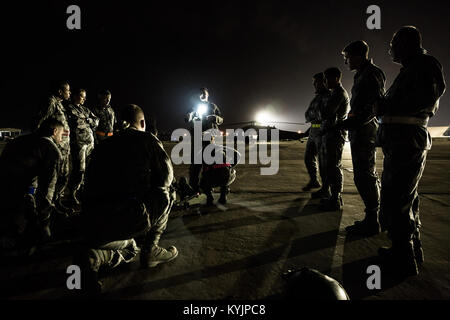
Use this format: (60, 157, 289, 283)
(84, 239, 140, 273)
(55, 142, 70, 201)
(68, 143, 94, 195)
(78, 188, 174, 282)
(305, 134, 326, 184)
(349, 139, 380, 214)
(321, 136, 345, 197)
(379, 146, 427, 243)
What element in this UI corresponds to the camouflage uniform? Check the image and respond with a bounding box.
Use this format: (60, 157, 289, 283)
(377, 52, 446, 245)
(304, 89, 329, 187)
(78, 128, 174, 286)
(186, 102, 223, 191)
(92, 105, 116, 143)
(0, 134, 60, 252)
(66, 103, 99, 200)
(319, 85, 350, 203)
(35, 95, 70, 205)
(345, 60, 385, 220)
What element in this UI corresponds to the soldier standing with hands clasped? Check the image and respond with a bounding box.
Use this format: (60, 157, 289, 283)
(341, 40, 386, 236)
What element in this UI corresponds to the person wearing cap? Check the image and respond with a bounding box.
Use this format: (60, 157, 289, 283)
(92, 89, 116, 144)
(340, 40, 386, 236)
(301, 72, 330, 193)
(376, 26, 446, 277)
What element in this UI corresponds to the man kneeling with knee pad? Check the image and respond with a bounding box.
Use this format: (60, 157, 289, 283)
(76, 104, 177, 294)
(200, 145, 239, 206)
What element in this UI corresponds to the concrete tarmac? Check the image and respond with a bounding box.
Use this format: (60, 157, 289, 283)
(0, 139, 449, 300)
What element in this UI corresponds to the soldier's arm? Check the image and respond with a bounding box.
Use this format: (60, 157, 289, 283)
(87, 108, 100, 129)
(305, 100, 316, 123)
(350, 72, 385, 126)
(35, 99, 57, 130)
(212, 104, 224, 125)
(35, 139, 60, 222)
(146, 134, 175, 216)
(397, 61, 446, 117)
(148, 133, 174, 189)
(414, 61, 446, 116)
(320, 90, 344, 122)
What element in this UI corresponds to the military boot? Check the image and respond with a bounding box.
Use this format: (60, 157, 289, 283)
(218, 186, 228, 205)
(74, 248, 107, 298)
(140, 245, 178, 268)
(319, 194, 343, 211)
(302, 180, 321, 191)
(379, 239, 424, 265)
(345, 213, 380, 236)
(311, 187, 331, 199)
(377, 240, 419, 278)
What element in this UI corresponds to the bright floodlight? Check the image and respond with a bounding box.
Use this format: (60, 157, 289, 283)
(197, 103, 208, 117)
(256, 111, 272, 125)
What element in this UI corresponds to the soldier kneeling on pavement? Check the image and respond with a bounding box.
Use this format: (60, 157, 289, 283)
(75, 104, 177, 294)
(200, 144, 240, 206)
(0, 118, 64, 257)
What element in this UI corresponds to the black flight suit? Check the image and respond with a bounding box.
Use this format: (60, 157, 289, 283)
(344, 60, 385, 232)
(78, 128, 174, 286)
(377, 52, 446, 251)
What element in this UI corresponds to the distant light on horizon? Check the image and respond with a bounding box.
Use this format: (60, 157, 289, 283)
(255, 111, 273, 126)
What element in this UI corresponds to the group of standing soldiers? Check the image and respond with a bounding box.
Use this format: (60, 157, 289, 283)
(301, 26, 446, 277)
(35, 85, 119, 215)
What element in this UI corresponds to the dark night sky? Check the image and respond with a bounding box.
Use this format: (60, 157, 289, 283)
(0, 0, 449, 132)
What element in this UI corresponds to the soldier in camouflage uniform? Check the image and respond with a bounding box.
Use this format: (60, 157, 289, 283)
(92, 89, 116, 144)
(77, 104, 177, 294)
(66, 89, 99, 206)
(317, 67, 350, 211)
(0, 118, 64, 256)
(34, 81, 72, 215)
(340, 41, 386, 236)
(302, 72, 330, 192)
(376, 26, 446, 277)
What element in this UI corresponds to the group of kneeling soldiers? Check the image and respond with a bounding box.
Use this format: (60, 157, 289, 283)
(0, 25, 446, 295)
